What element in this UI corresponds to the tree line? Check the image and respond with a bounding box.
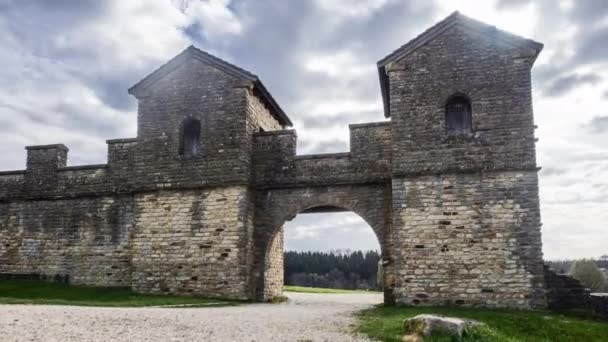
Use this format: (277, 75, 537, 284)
(284, 252, 608, 293)
(284, 250, 381, 291)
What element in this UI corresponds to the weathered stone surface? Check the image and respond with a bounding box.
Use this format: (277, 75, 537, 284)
(544, 266, 590, 311)
(0, 12, 547, 308)
(590, 294, 608, 317)
(392, 172, 545, 308)
(545, 266, 608, 316)
(403, 314, 483, 340)
(264, 226, 284, 300)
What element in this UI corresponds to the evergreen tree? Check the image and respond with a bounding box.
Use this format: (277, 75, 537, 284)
(284, 250, 381, 290)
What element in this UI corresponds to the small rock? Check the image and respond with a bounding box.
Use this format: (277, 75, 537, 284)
(401, 333, 422, 342)
(403, 314, 483, 339)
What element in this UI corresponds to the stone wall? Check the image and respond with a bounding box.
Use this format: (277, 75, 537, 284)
(544, 266, 608, 316)
(544, 266, 590, 311)
(130, 187, 253, 299)
(264, 227, 284, 299)
(0, 196, 133, 287)
(590, 295, 608, 317)
(392, 171, 545, 308)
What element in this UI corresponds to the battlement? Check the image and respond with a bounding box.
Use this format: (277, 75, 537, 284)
(253, 122, 391, 188)
(0, 138, 140, 200)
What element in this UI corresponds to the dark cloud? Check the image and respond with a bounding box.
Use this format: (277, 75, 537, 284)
(543, 73, 601, 97)
(182, 22, 206, 44)
(298, 138, 348, 155)
(584, 116, 608, 133)
(532, 63, 565, 86)
(52, 102, 126, 136)
(284, 212, 380, 252)
(311, 139, 349, 154)
(0, 103, 52, 127)
(0, 117, 15, 132)
(0, 1, 148, 112)
(495, 0, 532, 10)
(192, 1, 437, 116)
(1, 1, 109, 49)
(573, 27, 608, 65)
(300, 110, 384, 129)
(540, 167, 567, 177)
(504, 0, 608, 94)
(88, 78, 138, 111)
(214, 1, 318, 105)
(569, 0, 608, 23)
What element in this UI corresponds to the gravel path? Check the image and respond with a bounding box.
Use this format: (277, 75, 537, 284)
(0, 292, 382, 342)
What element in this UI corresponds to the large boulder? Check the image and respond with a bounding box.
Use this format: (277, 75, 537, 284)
(402, 314, 483, 341)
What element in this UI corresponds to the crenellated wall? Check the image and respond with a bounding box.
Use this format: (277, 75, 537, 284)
(252, 122, 391, 188)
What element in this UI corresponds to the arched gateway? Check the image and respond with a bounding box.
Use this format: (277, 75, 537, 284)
(253, 184, 394, 302)
(0, 12, 546, 308)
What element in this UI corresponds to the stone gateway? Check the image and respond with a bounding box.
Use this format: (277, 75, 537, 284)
(0, 12, 546, 308)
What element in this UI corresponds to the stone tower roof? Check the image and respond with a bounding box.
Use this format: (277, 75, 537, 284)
(377, 11, 544, 118)
(129, 45, 293, 127)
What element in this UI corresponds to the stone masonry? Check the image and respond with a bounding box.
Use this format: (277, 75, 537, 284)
(0, 12, 547, 308)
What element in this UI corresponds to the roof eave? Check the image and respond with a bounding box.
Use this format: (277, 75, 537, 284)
(127, 45, 293, 127)
(378, 65, 390, 118)
(376, 11, 544, 118)
(253, 80, 293, 127)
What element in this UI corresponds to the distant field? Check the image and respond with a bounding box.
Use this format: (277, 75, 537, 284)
(357, 305, 608, 342)
(283, 285, 381, 294)
(0, 280, 239, 307)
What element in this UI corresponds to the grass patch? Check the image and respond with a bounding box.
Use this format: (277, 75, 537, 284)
(284, 285, 381, 294)
(0, 279, 240, 307)
(356, 305, 608, 342)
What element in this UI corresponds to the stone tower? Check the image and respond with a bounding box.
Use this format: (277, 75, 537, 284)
(378, 12, 545, 307)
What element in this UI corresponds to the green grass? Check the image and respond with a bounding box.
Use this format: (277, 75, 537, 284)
(283, 285, 381, 294)
(0, 280, 240, 307)
(356, 305, 608, 342)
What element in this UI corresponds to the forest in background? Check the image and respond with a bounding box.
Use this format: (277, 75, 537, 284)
(284, 250, 381, 291)
(284, 252, 608, 292)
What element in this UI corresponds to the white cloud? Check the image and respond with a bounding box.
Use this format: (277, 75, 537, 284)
(304, 51, 374, 78)
(284, 212, 381, 252)
(183, 0, 243, 40)
(316, 0, 393, 19)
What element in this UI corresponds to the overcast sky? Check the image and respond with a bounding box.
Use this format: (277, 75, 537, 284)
(0, 0, 606, 260)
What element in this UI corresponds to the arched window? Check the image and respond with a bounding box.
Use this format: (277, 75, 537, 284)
(445, 95, 472, 136)
(179, 118, 201, 157)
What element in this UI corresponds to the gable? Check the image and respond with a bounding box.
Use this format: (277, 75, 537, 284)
(377, 11, 543, 118)
(129, 46, 292, 127)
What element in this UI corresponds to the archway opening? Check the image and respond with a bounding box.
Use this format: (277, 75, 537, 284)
(263, 205, 385, 302)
